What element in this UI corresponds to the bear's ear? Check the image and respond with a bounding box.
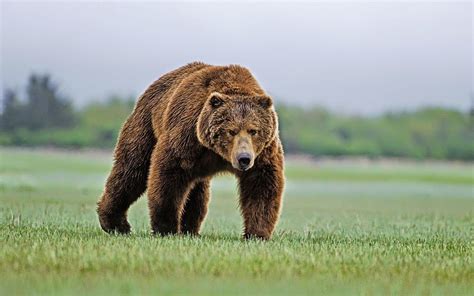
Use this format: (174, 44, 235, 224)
(257, 96, 273, 109)
(209, 92, 225, 108)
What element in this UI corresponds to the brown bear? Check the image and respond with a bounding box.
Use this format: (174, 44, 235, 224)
(97, 62, 284, 240)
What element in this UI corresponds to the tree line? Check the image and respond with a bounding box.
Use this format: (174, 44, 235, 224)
(1, 74, 473, 160)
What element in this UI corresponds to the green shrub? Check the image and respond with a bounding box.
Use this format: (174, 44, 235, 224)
(1, 97, 473, 160)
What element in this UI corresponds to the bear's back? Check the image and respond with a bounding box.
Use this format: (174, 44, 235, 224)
(139, 62, 265, 139)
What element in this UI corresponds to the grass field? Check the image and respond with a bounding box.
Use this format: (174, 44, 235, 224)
(0, 148, 473, 295)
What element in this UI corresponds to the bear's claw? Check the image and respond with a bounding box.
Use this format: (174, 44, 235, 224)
(98, 213, 131, 234)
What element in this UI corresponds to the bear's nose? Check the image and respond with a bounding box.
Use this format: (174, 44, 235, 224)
(237, 153, 252, 169)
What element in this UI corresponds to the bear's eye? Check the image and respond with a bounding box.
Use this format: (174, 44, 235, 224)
(210, 95, 224, 108)
(228, 130, 237, 136)
(248, 129, 258, 136)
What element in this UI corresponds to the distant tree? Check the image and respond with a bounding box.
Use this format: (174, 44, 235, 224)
(25, 74, 76, 130)
(0, 89, 23, 131)
(470, 93, 474, 129)
(0, 74, 76, 131)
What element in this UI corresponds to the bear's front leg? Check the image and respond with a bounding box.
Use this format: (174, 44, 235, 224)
(147, 146, 191, 236)
(238, 158, 284, 240)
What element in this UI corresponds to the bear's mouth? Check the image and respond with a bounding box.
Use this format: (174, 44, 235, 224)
(233, 163, 253, 171)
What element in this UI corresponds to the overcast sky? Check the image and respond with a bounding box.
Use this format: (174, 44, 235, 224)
(1, 1, 472, 114)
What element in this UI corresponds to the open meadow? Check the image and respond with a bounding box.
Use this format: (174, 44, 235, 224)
(0, 148, 473, 295)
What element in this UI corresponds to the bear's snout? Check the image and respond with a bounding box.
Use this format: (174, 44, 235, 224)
(237, 153, 252, 170)
(231, 133, 255, 171)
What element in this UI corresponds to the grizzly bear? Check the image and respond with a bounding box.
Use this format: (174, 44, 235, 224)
(97, 62, 284, 240)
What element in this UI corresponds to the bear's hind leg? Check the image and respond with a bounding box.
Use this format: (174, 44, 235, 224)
(180, 179, 211, 235)
(97, 110, 156, 234)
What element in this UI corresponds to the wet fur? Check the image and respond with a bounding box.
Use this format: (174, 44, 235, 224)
(97, 62, 285, 239)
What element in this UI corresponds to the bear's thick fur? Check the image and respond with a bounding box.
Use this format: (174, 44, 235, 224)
(97, 62, 284, 239)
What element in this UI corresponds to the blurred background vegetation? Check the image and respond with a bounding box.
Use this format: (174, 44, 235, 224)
(1, 73, 473, 160)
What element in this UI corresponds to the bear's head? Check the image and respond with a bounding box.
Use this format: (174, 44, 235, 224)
(197, 92, 277, 171)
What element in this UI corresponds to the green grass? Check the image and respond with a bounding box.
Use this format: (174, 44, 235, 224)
(0, 148, 473, 295)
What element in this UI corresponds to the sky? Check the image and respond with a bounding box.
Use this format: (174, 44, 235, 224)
(1, 1, 472, 114)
